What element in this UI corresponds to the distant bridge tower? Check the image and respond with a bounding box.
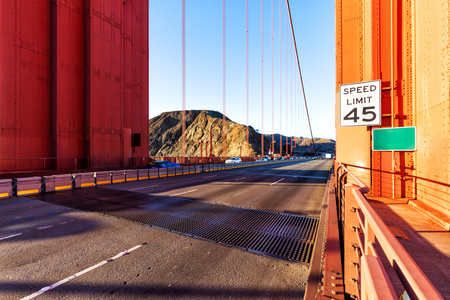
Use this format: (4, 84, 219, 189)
(0, 0, 149, 171)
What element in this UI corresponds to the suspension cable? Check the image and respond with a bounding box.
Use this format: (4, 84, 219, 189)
(261, 0, 264, 157)
(285, 0, 316, 155)
(285, 6, 288, 155)
(246, 0, 249, 153)
(271, 0, 274, 156)
(181, 0, 186, 157)
(279, 0, 282, 156)
(222, 0, 226, 157)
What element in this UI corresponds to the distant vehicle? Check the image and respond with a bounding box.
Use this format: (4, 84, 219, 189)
(149, 161, 180, 168)
(225, 157, 242, 164)
(323, 153, 332, 159)
(256, 157, 269, 162)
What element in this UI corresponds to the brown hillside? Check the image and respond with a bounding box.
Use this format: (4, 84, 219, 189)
(149, 110, 335, 157)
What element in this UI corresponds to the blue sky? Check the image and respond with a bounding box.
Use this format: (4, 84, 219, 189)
(149, 0, 335, 140)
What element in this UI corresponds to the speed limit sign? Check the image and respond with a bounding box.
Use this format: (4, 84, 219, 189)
(339, 80, 381, 127)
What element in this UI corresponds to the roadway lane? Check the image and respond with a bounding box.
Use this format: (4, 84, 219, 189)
(0, 159, 332, 299)
(110, 159, 331, 217)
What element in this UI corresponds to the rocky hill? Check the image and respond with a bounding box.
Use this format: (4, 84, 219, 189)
(149, 110, 335, 157)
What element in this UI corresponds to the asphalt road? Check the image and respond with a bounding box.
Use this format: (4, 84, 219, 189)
(0, 159, 332, 300)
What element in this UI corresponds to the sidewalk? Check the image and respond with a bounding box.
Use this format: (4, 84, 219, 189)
(366, 196, 450, 298)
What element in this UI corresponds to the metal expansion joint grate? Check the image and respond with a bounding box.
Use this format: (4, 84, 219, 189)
(33, 188, 319, 263)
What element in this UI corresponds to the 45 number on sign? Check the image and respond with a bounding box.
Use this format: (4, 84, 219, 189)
(343, 106, 377, 123)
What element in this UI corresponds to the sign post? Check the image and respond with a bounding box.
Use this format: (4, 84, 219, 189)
(339, 80, 381, 127)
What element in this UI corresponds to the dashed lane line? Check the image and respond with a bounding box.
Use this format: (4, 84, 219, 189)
(169, 189, 198, 197)
(0, 233, 23, 241)
(128, 185, 160, 191)
(270, 178, 285, 186)
(21, 244, 146, 300)
(1, 220, 75, 242)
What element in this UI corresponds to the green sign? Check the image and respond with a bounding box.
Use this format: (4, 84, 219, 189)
(372, 127, 416, 151)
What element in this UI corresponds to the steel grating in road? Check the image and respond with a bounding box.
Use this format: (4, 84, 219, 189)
(33, 188, 319, 263)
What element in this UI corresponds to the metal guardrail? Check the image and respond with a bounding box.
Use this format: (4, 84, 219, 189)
(0, 159, 289, 199)
(335, 161, 443, 300)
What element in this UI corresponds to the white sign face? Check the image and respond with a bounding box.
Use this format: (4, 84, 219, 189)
(339, 80, 381, 127)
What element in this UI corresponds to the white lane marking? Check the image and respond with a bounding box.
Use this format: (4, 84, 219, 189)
(235, 177, 247, 181)
(296, 175, 328, 179)
(231, 190, 247, 197)
(270, 178, 285, 186)
(203, 175, 217, 178)
(244, 172, 327, 180)
(0, 233, 23, 241)
(129, 185, 160, 191)
(21, 244, 143, 300)
(170, 189, 197, 197)
(37, 225, 53, 230)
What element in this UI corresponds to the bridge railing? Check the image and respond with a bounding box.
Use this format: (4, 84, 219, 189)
(335, 161, 443, 300)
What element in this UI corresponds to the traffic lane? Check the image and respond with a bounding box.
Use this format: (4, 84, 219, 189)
(0, 198, 85, 242)
(104, 160, 323, 195)
(143, 174, 327, 217)
(197, 160, 332, 215)
(107, 169, 253, 194)
(103, 161, 331, 216)
(108, 160, 330, 196)
(0, 205, 149, 299)
(0, 162, 328, 299)
(1, 203, 309, 299)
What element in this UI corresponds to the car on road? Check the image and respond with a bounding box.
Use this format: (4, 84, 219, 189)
(149, 161, 180, 168)
(256, 157, 269, 162)
(225, 157, 242, 164)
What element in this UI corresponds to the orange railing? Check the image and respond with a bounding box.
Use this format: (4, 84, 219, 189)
(335, 161, 443, 300)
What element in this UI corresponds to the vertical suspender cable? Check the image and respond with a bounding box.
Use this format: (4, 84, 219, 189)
(222, 0, 226, 158)
(271, 0, 274, 156)
(182, 0, 186, 157)
(246, 0, 249, 153)
(290, 32, 294, 156)
(260, 0, 264, 157)
(285, 0, 316, 155)
(279, 0, 282, 156)
(285, 5, 288, 155)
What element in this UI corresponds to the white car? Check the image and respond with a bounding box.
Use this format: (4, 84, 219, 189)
(225, 157, 242, 164)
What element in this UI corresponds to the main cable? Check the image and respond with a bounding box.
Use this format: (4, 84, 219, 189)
(285, 0, 316, 155)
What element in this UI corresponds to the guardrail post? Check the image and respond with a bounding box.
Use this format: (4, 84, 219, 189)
(343, 184, 361, 299)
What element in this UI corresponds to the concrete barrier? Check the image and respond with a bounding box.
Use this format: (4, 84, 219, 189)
(196, 165, 203, 173)
(95, 171, 112, 185)
(126, 169, 138, 182)
(0, 179, 12, 199)
(175, 167, 183, 176)
(138, 169, 149, 180)
(74, 172, 96, 188)
(14, 177, 42, 196)
(149, 169, 159, 179)
(111, 170, 126, 184)
(158, 168, 167, 178)
(43, 174, 73, 192)
(54, 174, 74, 191)
(167, 167, 176, 177)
